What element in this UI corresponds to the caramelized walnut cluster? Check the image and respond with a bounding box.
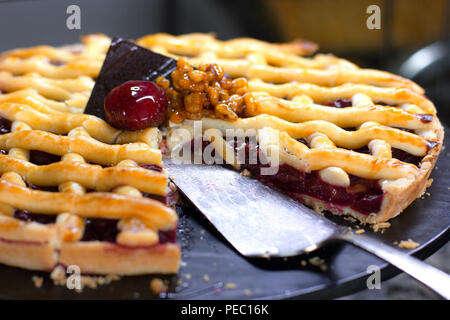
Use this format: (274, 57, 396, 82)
(156, 58, 256, 123)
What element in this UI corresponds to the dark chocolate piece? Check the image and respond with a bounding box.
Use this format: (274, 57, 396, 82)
(84, 37, 177, 120)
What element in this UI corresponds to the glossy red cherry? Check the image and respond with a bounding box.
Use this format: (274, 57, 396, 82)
(104, 80, 168, 130)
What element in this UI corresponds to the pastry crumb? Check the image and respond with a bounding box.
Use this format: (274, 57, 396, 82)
(240, 169, 251, 177)
(184, 273, 192, 280)
(84, 274, 120, 291)
(225, 282, 236, 290)
(32, 276, 43, 288)
(203, 274, 210, 282)
(398, 239, 420, 249)
(300, 260, 307, 267)
(169, 181, 177, 192)
(355, 229, 365, 234)
(50, 265, 66, 285)
(244, 289, 252, 296)
(50, 266, 120, 291)
(150, 278, 167, 294)
(313, 207, 324, 216)
(371, 222, 391, 233)
(344, 216, 357, 223)
(425, 179, 433, 188)
(308, 257, 327, 272)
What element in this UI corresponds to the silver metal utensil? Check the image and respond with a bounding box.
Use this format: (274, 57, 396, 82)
(164, 160, 450, 299)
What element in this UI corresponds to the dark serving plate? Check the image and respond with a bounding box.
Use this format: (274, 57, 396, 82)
(0, 120, 449, 300)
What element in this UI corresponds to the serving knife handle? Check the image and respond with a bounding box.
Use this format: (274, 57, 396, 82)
(338, 232, 450, 299)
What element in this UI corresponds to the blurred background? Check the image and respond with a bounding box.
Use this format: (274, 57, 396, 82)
(0, 0, 448, 299)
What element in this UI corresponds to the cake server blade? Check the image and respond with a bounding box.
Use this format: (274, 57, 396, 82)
(164, 161, 337, 257)
(163, 160, 450, 299)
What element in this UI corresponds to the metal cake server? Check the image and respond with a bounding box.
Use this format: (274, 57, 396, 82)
(164, 160, 450, 299)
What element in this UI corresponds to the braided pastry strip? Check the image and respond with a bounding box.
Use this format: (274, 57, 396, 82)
(0, 89, 85, 113)
(257, 127, 417, 181)
(0, 99, 161, 146)
(55, 152, 87, 243)
(0, 128, 162, 166)
(194, 116, 431, 156)
(0, 154, 167, 195)
(0, 120, 31, 217)
(307, 133, 350, 187)
(248, 80, 436, 114)
(251, 93, 433, 130)
(114, 160, 161, 247)
(137, 34, 422, 93)
(138, 33, 361, 74)
(0, 72, 94, 102)
(2, 34, 109, 62)
(137, 32, 318, 58)
(0, 34, 110, 84)
(0, 56, 102, 79)
(0, 179, 176, 230)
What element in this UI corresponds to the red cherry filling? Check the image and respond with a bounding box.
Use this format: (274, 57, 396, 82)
(104, 80, 168, 130)
(324, 99, 353, 108)
(190, 139, 389, 215)
(0, 116, 12, 134)
(14, 209, 56, 224)
(80, 218, 176, 244)
(238, 143, 385, 215)
(140, 164, 163, 172)
(29, 150, 61, 165)
(13, 213, 175, 245)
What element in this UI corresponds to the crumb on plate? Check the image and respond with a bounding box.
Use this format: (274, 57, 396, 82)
(32, 276, 43, 288)
(225, 282, 236, 290)
(398, 239, 420, 249)
(150, 278, 168, 294)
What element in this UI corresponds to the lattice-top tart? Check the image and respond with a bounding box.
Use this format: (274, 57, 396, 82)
(0, 33, 443, 276)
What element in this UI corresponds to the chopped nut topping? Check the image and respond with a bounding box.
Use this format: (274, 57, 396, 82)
(157, 58, 256, 123)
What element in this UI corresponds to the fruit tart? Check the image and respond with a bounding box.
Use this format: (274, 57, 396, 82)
(0, 33, 443, 276)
